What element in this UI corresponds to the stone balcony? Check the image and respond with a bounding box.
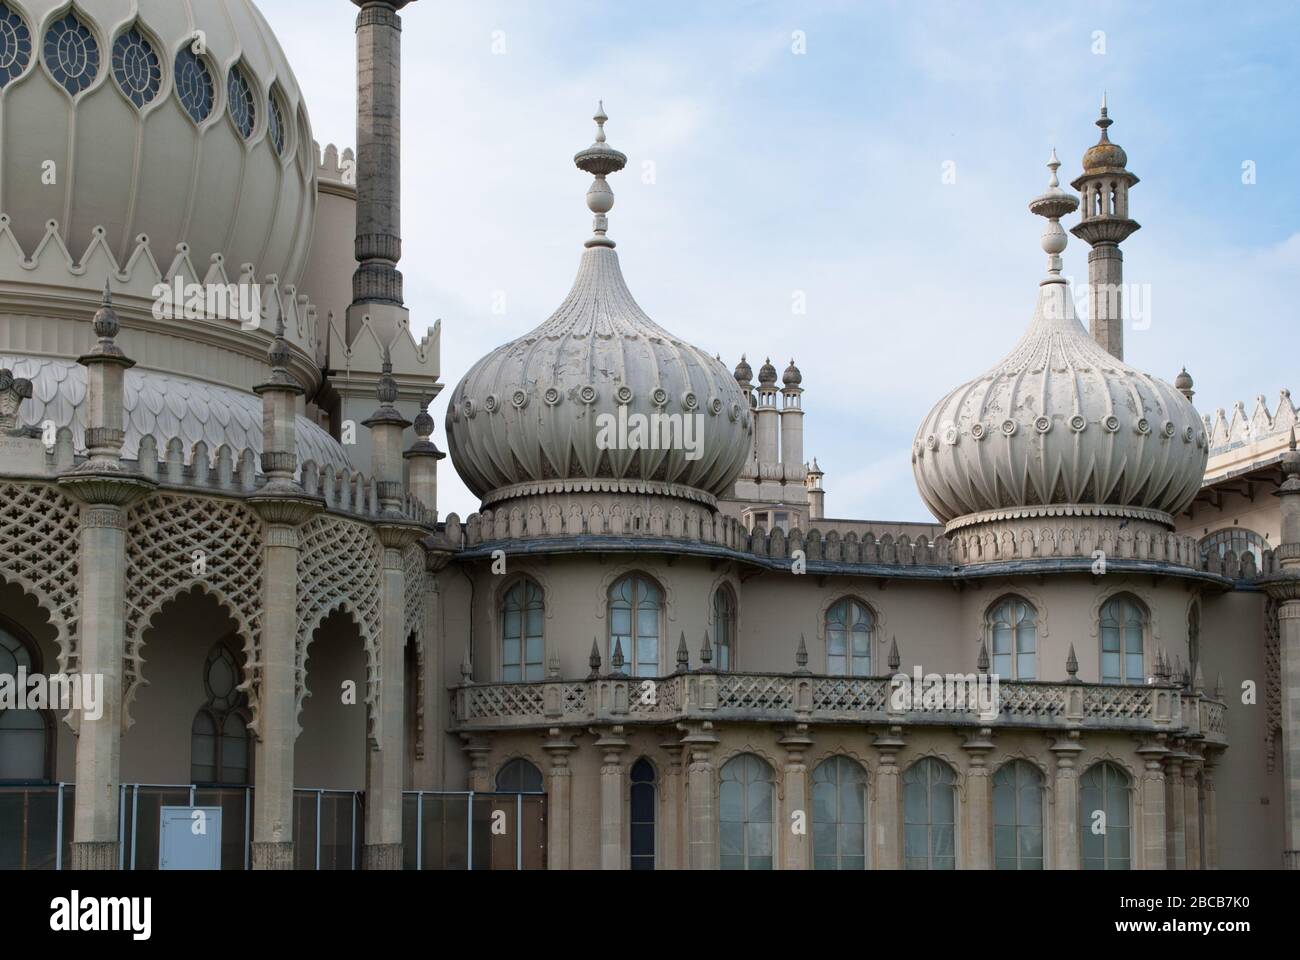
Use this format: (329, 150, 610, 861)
(451, 670, 1228, 745)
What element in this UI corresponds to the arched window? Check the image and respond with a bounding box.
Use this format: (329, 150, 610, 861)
(226, 63, 256, 139)
(44, 10, 98, 97)
(1099, 595, 1146, 684)
(495, 758, 543, 793)
(903, 757, 956, 869)
(993, 760, 1044, 869)
(987, 596, 1036, 679)
(174, 45, 214, 123)
(713, 586, 736, 672)
(608, 574, 662, 677)
(826, 598, 872, 676)
(190, 640, 251, 785)
(1198, 528, 1266, 570)
(812, 756, 868, 870)
(500, 579, 544, 682)
(111, 26, 160, 107)
(267, 86, 287, 155)
(719, 754, 774, 870)
(630, 758, 656, 870)
(1079, 762, 1131, 870)
(0, 620, 51, 782)
(0, 4, 33, 89)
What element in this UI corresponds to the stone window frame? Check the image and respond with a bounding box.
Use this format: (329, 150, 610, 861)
(628, 755, 657, 870)
(984, 594, 1039, 680)
(823, 595, 877, 677)
(901, 755, 959, 870)
(1097, 591, 1149, 685)
(991, 758, 1047, 870)
(718, 751, 776, 870)
(189, 634, 254, 787)
(810, 754, 870, 870)
(606, 571, 666, 678)
(497, 576, 546, 683)
(711, 583, 738, 672)
(1078, 760, 1133, 870)
(0, 612, 55, 784)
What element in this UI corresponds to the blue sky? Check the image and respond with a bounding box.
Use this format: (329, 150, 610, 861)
(263, 0, 1300, 522)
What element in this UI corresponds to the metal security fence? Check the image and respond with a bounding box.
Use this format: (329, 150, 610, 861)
(1, 784, 546, 869)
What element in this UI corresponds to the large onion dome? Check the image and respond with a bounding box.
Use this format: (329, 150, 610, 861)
(912, 151, 1207, 531)
(446, 105, 752, 508)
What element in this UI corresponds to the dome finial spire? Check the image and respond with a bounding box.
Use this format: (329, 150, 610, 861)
(574, 101, 628, 250)
(1097, 91, 1112, 140)
(1028, 148, 1079, 279)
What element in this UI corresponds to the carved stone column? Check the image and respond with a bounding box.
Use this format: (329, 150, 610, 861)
(658, 739, 685, 869)
(1164, 747, 1186, 870)
(1183, 747, 1203, 870)
(1202, 749, 1220, 869)
(872, 725, 905, 869)
(594, 725, 628, 869)
(461, 736, 492, 792)
(681, 721, 719, 870)
(779, 724, 813, 869)
(1137, 737, 1168, 870)
(542, 729, 577, 869)
(1049, 731, 1084, 870)
(962, 727, 994, 869)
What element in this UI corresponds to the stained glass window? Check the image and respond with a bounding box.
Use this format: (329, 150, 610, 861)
(0, 3, 32, 89)
(111, 27, 159, 107)
(44, 11, 99, 96)
(268, 88, 285, 155)
(227, 63, 255, 139)
(174, 45, 214, 123)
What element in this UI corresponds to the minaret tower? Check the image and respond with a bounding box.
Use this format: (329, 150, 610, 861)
(1071, 94, 1139, 360)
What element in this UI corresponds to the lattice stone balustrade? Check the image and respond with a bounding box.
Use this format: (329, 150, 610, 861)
(451, 672, 1228, 743)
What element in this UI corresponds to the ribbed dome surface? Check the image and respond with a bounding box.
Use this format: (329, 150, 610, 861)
(446, 246, 753, 505)
(912, 278, 1208, 527)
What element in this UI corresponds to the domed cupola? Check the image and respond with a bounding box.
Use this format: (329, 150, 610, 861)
(446, 105, 753, 510)
(912, 150, 1208, 534)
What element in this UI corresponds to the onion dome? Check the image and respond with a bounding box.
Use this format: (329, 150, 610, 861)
(1175, 367, 1194, 401)
(783, 359, 802, 387)
(734, 355, 753, 385)
(445, 105, 753, 508)
(1082, 93, 1128, 173)
(758, 358, 777, 386)
(912, 150, 1208, 531)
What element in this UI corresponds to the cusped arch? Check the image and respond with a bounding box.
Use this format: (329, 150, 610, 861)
(296, 599, 379, 743)
(1088, 584, 1161, 645)
(595, 563, 675, 622)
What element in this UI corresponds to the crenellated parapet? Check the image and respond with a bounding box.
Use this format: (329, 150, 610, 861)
(1205, 388, 1298, 456)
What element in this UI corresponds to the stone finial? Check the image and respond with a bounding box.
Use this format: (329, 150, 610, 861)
(405, 394, 446, 461)
(794, 633, 809, 674)
(588, 638, 602, 678)
(1214, 673, 1224, 700)
(699, 631, 714, 671)
(547, 650, 561, 680)
(888, 635, 901, 673)
(976, 638, 990, 674)
(1028, 148, 1079, 279)
(610, 637, 626, 676)
(0, 368, 34, 436)
(574, 101, 627, 250)
(1193, 661, 1204, 695)
(676, 631, 689, 672)
(1065, 643, 1079, 682)
(460, 650, 473, 684)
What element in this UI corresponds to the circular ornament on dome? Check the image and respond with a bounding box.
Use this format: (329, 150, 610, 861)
(729, 401, 740, 422)
(1103, 415, 1120, 433)
(543, 387, 561, 406)
(226, 64, 256, 139)
(1069, 414, 1087, 433)
(615, 385, 633, 405)
(461, 398, 476, 419)
(926, 434, 938, 451)
(651, 387, 668, 407)
(1136, 418, 1151, 435)
(578, 384, 597, 404)
(971, 422, 987, 441)
(942, 424, 959, 446)
(1034, 416, 1052, 434)
(1183, 426, 1195, 443)
(484, 394, 498, 414)
(111, 27, 160, 108)
(174, 45, 214, 123)
(709, 397, 723, 416)
(0, 4, 33, 89)
(1162, 420, 1177, 438)
(1001, 419, 1018, 437)
(44, 11, 99, 97)
(682, 391, 698, 411)
(511, 389, 529, 409)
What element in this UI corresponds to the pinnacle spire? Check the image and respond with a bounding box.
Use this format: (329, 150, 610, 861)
(574, 101, 627, 250)
(1028, 149, 1079, 280)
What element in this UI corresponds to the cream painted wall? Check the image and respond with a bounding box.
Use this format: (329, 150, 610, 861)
(295, 610, 369, 791)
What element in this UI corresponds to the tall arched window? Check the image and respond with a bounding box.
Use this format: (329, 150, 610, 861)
(1079, 761, 1131, 870)
(992, 760, 1044, 869)
(1099, 595, 1146, 684)
(987, 596, 1036, 679)
(713, 586, 736, 671)
(630, 758, 656, 870)
(0, 620, 51, 782)
(495, 758, 543, 793)
(609, 574, 662, 677)
(812, 756, 868, 870)
(190, 640, 250, 785)
(719, 754, 774, 870)
(501, 579, 544, 682)
(826, 598, 872, 676)
(1187, 601, 1201, 683)
(903, 757, 956, 869)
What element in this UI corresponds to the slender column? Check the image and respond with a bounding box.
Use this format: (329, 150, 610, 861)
(461, 737, 491, 792)
(1202, 750, 1220, 869)
(779, 725, 812, 869)
(594, 726, 628, 869)
(872, 726, 905, 869)
(1137, 738, 1168, 870)
(542, 730, 577, 869)
(658, 740, 685, 869)
(1183, 749, 1203, 870)
(1164, 748, 1186, 870)
(962, 728, 994, 869)
(682, 722, 719, 870)
(1050, 732, 1084, 870)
